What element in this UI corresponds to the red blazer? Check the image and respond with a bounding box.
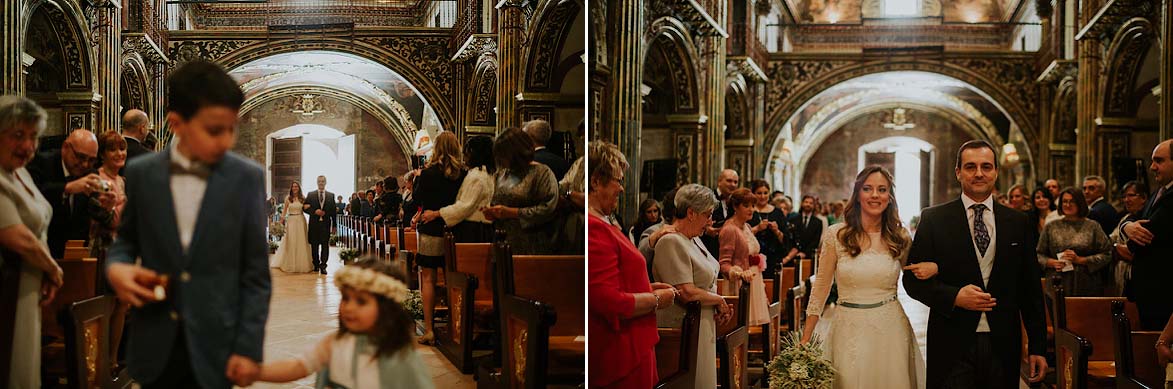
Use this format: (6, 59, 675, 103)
(588, 214, 659, 386)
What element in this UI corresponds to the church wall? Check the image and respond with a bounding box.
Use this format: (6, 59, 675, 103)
(235, 95, 411, 193)
(800, 110, 970, 204)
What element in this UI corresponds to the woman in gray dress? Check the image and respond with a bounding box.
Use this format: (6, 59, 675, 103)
(1037, 187, 1112, 296)
(483, 128, 560, 254)
(0, 95, 62, 388)
(651, 184, 734, 388)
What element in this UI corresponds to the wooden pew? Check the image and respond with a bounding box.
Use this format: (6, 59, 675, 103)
(43, 256, 98, 339)
(65, 240, 86, 248)
(751, 268, 785, 368)
(717, 283, 750, 389)
(395, 223, 418, 289)
(655, 302, 701, 389)
(493, 241, 585, 388)
(383, 226, 399, 263)
(1052, 281, 1139, 389)
(438, 231, 495, 373)
(1111, 300, 1165, 389)
(62, 295, 129, 389)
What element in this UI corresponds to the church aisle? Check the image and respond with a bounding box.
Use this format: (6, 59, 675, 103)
(245, 247, 474, 389)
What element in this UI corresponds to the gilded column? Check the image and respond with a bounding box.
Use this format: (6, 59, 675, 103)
(606, 0, 642, 221)
(494, 0, 525, 132)
(701, 3, 727, 187)
(3, 0, 26, 94)
(96, 0, 122, 132)
(1075, 36, 1100, 179)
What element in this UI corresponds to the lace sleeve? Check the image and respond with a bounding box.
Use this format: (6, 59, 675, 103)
(805, 226, 840, 317)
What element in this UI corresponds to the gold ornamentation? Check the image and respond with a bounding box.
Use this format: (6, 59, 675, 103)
(513, 328, 528, 385)
(451, 291, 463, 343)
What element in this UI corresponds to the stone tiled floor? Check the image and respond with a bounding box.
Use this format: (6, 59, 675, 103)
(245, 247, 474, 388)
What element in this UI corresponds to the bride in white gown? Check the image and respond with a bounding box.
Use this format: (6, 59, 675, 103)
(271, 181, 314, 273)
(801, 166, 936, 389)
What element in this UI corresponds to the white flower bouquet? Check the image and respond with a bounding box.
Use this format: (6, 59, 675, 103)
(768, 332, 835, 389)
(269, 220, 285, 239)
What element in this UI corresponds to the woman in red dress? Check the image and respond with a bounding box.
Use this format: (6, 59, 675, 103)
(588, 141, 678, 388)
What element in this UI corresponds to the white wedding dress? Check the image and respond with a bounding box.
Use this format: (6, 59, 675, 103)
(271, 199, 314, 273)
(807, 223, 925, 389)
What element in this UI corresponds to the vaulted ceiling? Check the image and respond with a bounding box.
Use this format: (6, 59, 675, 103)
(785, 0, 1028, 24)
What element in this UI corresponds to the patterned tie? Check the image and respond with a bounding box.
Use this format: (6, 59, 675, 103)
(971, 204, 990, 257)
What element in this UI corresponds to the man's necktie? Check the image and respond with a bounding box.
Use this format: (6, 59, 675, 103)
(971, 203, 990, 257)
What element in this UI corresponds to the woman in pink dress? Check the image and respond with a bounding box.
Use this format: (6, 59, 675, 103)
(719, 187, 769, 326)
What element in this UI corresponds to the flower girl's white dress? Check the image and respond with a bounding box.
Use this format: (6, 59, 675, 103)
(807, 223, 925, 389)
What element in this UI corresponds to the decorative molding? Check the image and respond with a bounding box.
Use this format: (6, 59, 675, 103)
(1102, 18, 1156, 116)
(1075, 0, 1157, 42)
(361, 35, 454, 96)
(646, 0, 728, 38)
(121, 32, 169, 65)
(451, 34, 496, 62)
(791, 24, 1014, 50)
(169, 39, 253, 65)
(675, 134, 693, 185)
(1036, 59, 1077, 84)
(727, 56, 768, 83)
(524, 0, 578, 91)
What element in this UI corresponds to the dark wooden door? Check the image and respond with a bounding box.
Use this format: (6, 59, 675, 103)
(271, 137, 302, 196)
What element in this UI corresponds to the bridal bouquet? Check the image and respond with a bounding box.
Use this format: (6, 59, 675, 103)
(268, 220, 285, 239)
(768, 332, 835, 389)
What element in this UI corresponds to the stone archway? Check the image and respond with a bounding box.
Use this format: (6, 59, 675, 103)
(120, 53, 151, 114)
(168, 32, 455, 133)
(466, 54, 498, 133)
(22, 0, 98, 133)
(637, 19, 703, 195)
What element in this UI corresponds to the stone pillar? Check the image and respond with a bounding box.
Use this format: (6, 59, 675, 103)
(700, 1, 727, 186)
(3, 0, 26, 94)
(1076, 37, 1101, 179)
(494, 0, 525, 132)
(606, 0, 643, 222)
(95, 0, 122, 133)
(1162, 0, 1172, 140)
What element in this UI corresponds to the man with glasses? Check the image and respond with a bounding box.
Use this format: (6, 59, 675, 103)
(28, 128, 116, 257)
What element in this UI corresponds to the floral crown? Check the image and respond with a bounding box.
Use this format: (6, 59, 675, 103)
(333, 266, 410, 303)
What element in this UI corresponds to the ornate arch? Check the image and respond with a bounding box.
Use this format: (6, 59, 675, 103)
(168, 35, 454, 133)
(120, 52, 151, 114)
(239, 85, 416, 158)
(23, 0, 95, 91)
(522, 0, 580, 93)
(467, 54, 498, 128)
(725, 77, 750, 139)
(1102, 17, 1157, 117)
(763, 58, 1039, 155)
(642, 17, 701, 114)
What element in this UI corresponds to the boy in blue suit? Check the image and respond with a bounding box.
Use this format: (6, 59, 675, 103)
(106, 60, 271, 389)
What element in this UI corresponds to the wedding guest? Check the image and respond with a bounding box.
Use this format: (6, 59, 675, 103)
(628, 198, 661, 244)
(524, 119, 568, 180)
(121, 109, 153, 161)
(0, 95, 63, 389)
(105, 60, 271, 388)
(1121, 139, 1173, 330)
(719, 188, 769, 326)
(26, 128, 115, 257)
(1037, 187, 1112, 296)
(588, 140, 676, 388)
(556, 155, 586, 254)
(483, 128, 559, 254)
(639, 188, 679, 282)
(400, 170, 418, 226)
(257, 259, 433, 388)
(1007, 184, 1030, 212)
(363, 190, 378, 218)
(90, 131, 128, 255)
(790, 194, 823, 259)
(1045, 178, 1061, 199)
(1031, 187, 1061, 235)
(335, 195, 346, 216)
(374, 178, 402, 225)
(411, 131, 465, 345)
(748, 179, 797, 276)
(1108, 181, 1148, 296)
(420, 135, 494, 243)
(652, 184, 733, 389)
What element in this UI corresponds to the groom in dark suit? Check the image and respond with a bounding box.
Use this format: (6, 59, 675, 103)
(903, 140, 1047, 389)
(105, 60, 270, 389)
(305, 175, 336, 274)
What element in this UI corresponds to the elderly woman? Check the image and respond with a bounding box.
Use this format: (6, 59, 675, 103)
(587, 141, 677, 388)
(0, 96, 63, 388)
(1108, 181, 1149, 296)
(482, 128, 560, 254)
(1037, 187, 1112, 296)
(653, 184, 734, 389)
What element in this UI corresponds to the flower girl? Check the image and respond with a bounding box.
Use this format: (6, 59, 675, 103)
(258, 258, 434, 388)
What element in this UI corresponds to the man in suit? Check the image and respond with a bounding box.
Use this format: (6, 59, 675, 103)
(105, 60, 270, 389)
(372, 178, 401, 224)
(122, 109, 153, 161)
(523, 119, 568, 180)
(27, 128, 115, 258)
(306, 175, 336, 274)
(701, 168, 739, 255)
(1122, 139, 1173, 330)
(788, 195, 823, 259)
(903, 140, 1047, 388)
(1083, 175, 1119, 234)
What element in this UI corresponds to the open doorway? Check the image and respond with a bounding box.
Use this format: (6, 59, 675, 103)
(266, 124, 356, 200)
(858, 136, 935, 226)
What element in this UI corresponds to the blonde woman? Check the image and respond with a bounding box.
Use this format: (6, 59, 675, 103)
(412, 131, 466, 344)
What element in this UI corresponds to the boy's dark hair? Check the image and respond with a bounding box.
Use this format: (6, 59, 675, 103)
(338, 257, 414, 358)
(167, 60, 244, 120)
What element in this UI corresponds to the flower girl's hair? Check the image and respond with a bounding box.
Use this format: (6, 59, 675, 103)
(334, 258, 414, 357)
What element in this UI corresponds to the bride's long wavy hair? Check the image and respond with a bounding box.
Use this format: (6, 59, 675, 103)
(287, 181, 305, 203)
(837, 166, 909, 261)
